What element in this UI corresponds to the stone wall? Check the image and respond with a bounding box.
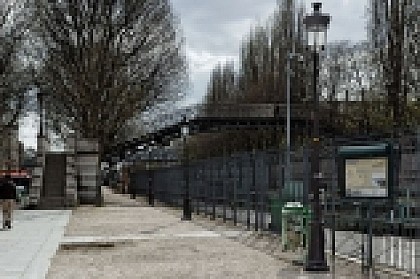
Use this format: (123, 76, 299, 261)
(75, 139, 99, 204)
(28, 135, 99, 208)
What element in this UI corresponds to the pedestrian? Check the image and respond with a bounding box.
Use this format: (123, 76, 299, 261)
(1, 174, 16, 229)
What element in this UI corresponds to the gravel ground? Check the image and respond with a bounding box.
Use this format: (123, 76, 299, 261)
(46, 188, 409, 279)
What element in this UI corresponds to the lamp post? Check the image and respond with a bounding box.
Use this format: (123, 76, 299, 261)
(286, 53, 303, 195)
(36, 81, 46, 206)
(303, 2, 330, 272)
(181, 116, 191, 220)
(286, 54, 292, 192)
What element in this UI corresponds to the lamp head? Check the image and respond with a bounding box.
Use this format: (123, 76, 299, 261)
(181, 125, 189, 137)
(181, 114, 189, 137)
(303, 2, 331, 51)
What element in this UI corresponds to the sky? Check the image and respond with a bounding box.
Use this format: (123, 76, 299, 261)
(19, 0, 370, 150)
(172, 0, 370, 105)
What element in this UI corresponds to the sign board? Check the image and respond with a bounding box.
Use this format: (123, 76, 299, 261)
(338, 143, 392, 200)
(344, 157, 388, 198)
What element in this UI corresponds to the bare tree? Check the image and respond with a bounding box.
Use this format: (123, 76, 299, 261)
(0, 1, 28, 132)
(369, 0, 420, 133)
(197, 0, 308, 156)
(32, 0, 188, 154)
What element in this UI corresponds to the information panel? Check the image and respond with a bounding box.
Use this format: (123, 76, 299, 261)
(344, 157, 388, 198)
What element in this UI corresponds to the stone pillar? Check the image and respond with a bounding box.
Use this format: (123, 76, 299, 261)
(29, 135, 46, 207)
(63, 133, 78, 207)
(76, 139, 99, 204)
(65, 155, 77, 207)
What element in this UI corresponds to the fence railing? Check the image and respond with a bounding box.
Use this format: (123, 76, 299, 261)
(127, 146, 420, 276)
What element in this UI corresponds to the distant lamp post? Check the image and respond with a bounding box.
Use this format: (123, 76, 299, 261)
(303, 2, 331, 272)
(181, 116, 191, 220)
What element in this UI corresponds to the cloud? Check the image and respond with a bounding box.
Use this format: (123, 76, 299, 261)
(172, 0, 370, 105)
(305, 0, 369, 43)
(186, 47, 237, 73)
(172, 0, 280, 104)
(172, 0, 277, 56)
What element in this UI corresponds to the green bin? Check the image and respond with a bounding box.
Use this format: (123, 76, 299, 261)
(281, 202, 311, 252)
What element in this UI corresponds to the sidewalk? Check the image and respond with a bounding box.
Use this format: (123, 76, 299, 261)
(0, 210, 71, 279)
(46, 188, 408, 278)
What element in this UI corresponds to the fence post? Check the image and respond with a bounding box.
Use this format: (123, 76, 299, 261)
(196, 165, 200, 215)
(361, 204, 366, 274)
(205, 163, 209, 216)
(390, 209, 395, 267)
(201, 163, 205, 215)
(253, 150, 258, 232)
(163, 169, 167, 203)
(367, 202, 373, 275)
(278, 149, 284, 234)
(222, 151, 227, 223)
(412, 232, 416, 276)
(303, 146, 310, 208)
(211, 160, 216, 221)
(233, 157, 238, 226)
(261, 152, 267, 231)
(331, 145, 337, 273)
(223, 168, 227, 223)
(247, 153, 251, 230)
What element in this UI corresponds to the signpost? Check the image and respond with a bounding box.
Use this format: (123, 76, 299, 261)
(337, 142, 393, 275)
(338, 143, 393, 200)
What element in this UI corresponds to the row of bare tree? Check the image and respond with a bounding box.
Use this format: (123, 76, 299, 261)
(1, 0, 419, 163)
(1, 0, 188, 160)
(184, 0, 420, 160)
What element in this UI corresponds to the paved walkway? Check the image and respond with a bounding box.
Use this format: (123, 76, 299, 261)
(44, 187, 410, 279)
(0, 189, 411, 278)
(0, 210, 71, 279)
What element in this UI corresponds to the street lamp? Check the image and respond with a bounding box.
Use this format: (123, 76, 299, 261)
(181, 116, 192, 220)
(286, 53, 303, 197)
(303, 2, 331, 272)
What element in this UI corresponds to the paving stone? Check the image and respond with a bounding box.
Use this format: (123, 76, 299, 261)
(46, 187, 409, 279)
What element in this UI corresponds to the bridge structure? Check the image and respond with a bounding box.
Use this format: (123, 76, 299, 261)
(106, 102, 352, 161)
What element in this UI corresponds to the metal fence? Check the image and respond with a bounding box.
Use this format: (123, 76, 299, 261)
(130, 149, 303, 230)
(129, 143, 420, 276)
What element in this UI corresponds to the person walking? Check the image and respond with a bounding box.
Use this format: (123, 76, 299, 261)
(1, 174, 16, 229)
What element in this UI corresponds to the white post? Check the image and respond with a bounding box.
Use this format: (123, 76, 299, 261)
(390, 210, 395, 266)
(412, 239, 416, 275)
(398, 237, 403, 269)
(381, 236, 386, 265)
